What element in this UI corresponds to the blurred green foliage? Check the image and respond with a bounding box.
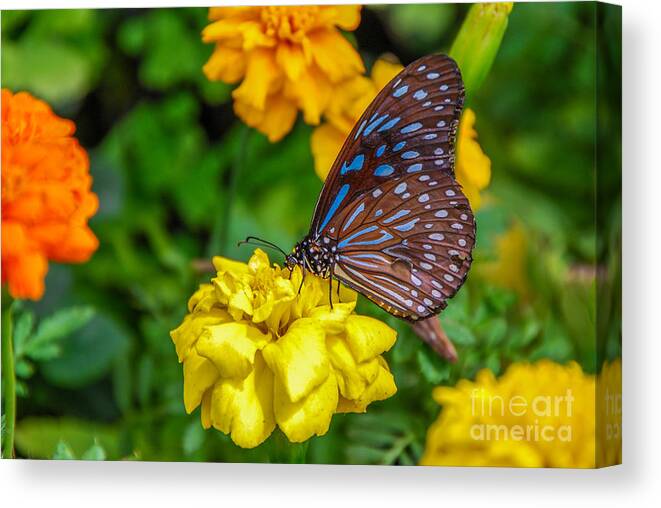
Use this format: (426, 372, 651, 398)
(1, 3, 620, 464)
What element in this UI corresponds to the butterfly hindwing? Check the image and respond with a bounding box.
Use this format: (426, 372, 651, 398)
(331, 171, 475, 321)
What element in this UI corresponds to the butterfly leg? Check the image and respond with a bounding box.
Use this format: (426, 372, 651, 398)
(298, 267, 306, 295)
(328, 272, 334, 310)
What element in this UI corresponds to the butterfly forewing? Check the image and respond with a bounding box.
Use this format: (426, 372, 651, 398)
(311, 54, 465, 236)
(308, 54, 474, 322)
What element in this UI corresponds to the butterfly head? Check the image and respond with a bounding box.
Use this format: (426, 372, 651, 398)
(286, 238, 334, 278)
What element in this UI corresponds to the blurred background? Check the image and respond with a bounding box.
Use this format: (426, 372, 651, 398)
(1, 2, 621, 463)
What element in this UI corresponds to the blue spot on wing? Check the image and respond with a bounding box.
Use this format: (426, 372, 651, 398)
(382, 209, 411, 224)
(378, 117, 401, 132)
(394, 218, 420, 232)
(340, 154, 365, 175)
(363, 114, 389, 137)
(338, 226, 393, 248)
(400, 122, 422, 134)
(393, 85, 409, 97)
(342, 202, 365, 231)
(354, 119, 367, 140)
(318, 183, 350, 233)
(374, 164, 394, 177)
(401, 151, 419, 160)
(393, 141, 406, 152)
(376, 145, 387, 157)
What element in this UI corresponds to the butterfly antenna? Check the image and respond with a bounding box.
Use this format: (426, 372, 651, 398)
(237, 236, 289, 258)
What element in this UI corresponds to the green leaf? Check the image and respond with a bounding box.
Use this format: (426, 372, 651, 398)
(26, 343, 62, 361)
(385, 3, 456, 53)
(182, 422, 205, 456)
(15, 417, 121, 460)
(442, 320, 476, 346)
(15, 380, 29, 398)
(41, 314, 130, 389)
(417, 349, 451, 384)
(12, 310, 34, 358)
(1, 39, 93, 105)
(484, 317, 508, 348)
(25, 306, 95, 356)
(137, 354, 154, 408)
(14, 359, 35, 379)
(81, 441, 107, 461)
(53, 440, 76, 460)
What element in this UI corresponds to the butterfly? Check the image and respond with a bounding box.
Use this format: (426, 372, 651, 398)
(247, 54, 475, 323)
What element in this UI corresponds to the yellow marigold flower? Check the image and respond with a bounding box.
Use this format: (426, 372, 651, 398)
(311, 58, 401, 180)
(596, 359, 622, 467)
(310, 60, 491, 210)
(1, 89, 99, 300)
(420, 360, 597, 468)
(202, 6, 365, 142)
(479, 222, 528, 295)
(170, 249, 397, 448)
(455, 108, 491, 210)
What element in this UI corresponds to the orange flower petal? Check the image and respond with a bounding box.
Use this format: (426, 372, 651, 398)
(2, 89, 98, 300)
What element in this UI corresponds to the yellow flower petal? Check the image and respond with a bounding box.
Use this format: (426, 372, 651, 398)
(196, 322, 271, 379)
(187, 283, 217, 313)
(276, 42, 307, 81)
(456, 108, 491, 211)
(309, 28, 365, 82)
(210, 353, 275, 449)
(232, 47, 281, 111)
(234, 94, 298, 143)
(201, 18, 243, 43)
(308, 301, 356, 335)
(227, 285, 254, 320)
(200, 389, 212, 429)
(345, 314, 397, 363)
(286, 66, 332, 125)
(274, 370, 338, 442)
(310, 123, 346, 181)
(288, 267, 324, 319)
(262, 318, 329, 403)
(170, 308, 231, 362)
(326, 334, 367, 400)
(370, 59, 403, 89)
(203, 45, 246, 84)
(326, 5, 362, 30)
(213, 255, 252, 278)
(183, 350, 219, 413)
(336, 358, 397, 413)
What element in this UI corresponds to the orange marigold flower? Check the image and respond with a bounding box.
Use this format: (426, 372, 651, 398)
(202, 6, 365, 142)
(2, 89, 99, 300)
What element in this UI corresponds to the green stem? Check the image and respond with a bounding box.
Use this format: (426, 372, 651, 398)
(449, 2, 513, 99)
(2, 300, 16, 458)
(209, 125, 250, 257)
(269, 429, 310, 464)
